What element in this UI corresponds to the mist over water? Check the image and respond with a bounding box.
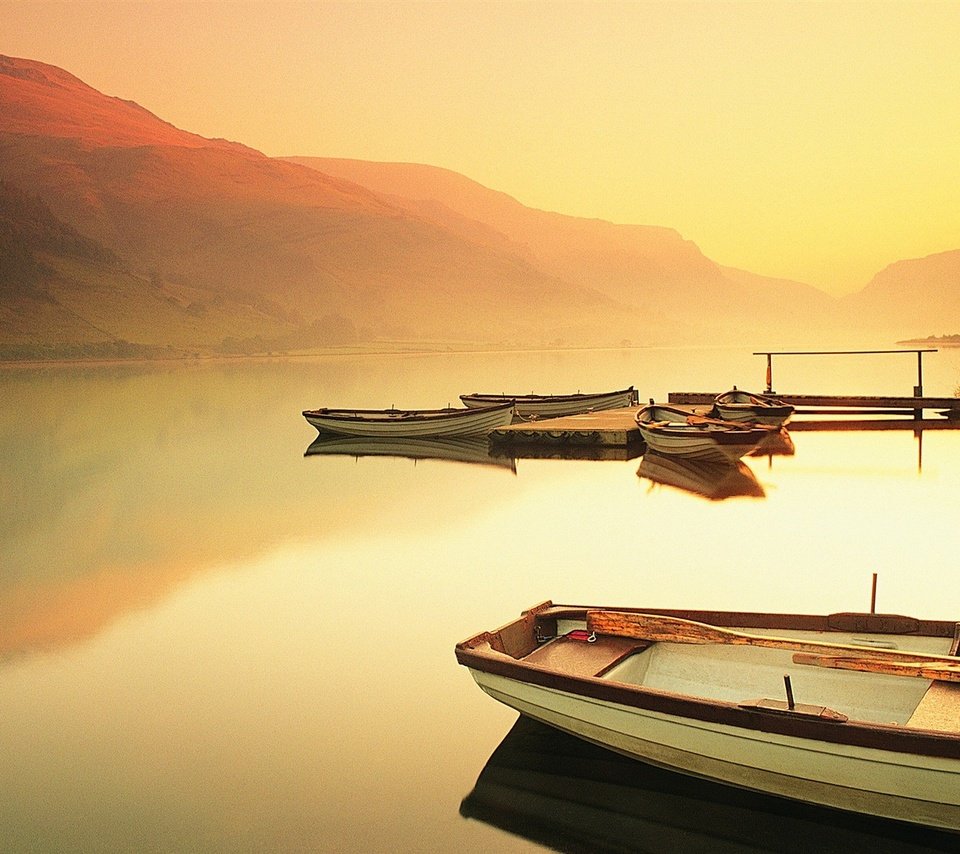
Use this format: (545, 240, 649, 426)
(2, 346, 959, 852)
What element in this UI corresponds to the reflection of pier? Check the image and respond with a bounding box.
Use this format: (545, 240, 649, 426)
(461, 716, 957, 854)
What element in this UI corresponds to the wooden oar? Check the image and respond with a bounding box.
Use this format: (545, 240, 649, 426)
(587, 611, 960, 671)
(792, 653, 960, 682)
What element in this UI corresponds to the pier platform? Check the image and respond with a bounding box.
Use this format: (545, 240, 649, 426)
(489, 393, 960, 454)
(669, 392, 960, 418)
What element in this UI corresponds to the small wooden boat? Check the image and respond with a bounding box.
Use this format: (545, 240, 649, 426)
(635, 403, 778, 460)
(637, 449, 765, 500)
(301, 401, 515, 438)
(713, 387, 795, 426)
(460, 386, 638, 420)
(456, 601, 960, 832)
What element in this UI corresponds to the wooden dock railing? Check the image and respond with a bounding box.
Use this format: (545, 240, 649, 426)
(753, 349, 938, 396)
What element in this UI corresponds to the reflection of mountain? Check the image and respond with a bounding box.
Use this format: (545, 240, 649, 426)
(461, 716, 956, 854)
(304, 434, 516, 472)
(0, 362, 508, 659)
(637, 450, 765, 500)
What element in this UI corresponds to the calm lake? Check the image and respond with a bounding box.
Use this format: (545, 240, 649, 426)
(2, 345, 960, 852)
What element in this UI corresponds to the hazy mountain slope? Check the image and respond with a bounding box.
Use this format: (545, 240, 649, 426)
(2, 55, 633, 354)
(287, 157, 841, 344)
(842, 250, 960, 339)
(5, 54, 948, 358)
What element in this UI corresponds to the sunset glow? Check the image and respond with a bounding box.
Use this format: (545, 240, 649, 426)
(5, 0, 959, 295)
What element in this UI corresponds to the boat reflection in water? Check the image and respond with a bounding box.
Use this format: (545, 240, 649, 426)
(637, 449, 765, 501)
(750, 425, 796, 457)
(461, 716, 957, 854)
(304, 434, 516, 472)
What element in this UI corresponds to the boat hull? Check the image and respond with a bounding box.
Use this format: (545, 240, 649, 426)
(301, 402, 514, 438)
(468, 668, 960, 832)
(636, 425, 767, 461)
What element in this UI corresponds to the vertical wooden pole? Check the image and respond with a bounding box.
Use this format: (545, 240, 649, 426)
(870, 573, 878, 614)
(765, 353, 773, 393)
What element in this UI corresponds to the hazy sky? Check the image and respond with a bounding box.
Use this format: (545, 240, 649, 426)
(5, 0, 959, 295)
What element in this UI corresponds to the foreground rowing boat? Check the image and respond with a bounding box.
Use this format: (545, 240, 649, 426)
(635, 403, 779, 460)
(456, 601, 960, 831)
(301, 401, 515, 438)
(713, 387, 796, 426)
(460, 387, 638, 419)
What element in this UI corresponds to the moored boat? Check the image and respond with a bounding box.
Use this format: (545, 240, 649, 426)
(456, 601, 960, 832)
(635, 402, 778, 460)
(302, 401, 515, 438)
(460, 386, 638, 419)
(713, 387, 795, 426)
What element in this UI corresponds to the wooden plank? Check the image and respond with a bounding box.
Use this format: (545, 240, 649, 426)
(908, 682, 960, 729)
(792, 652, 960, 683)
(586, 611, 960, 669)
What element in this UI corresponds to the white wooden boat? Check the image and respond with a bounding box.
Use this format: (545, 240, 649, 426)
(456, 601, 960, 832)
(637, 449, 765, 500)
(713, 387, 796, 426)
(635, 403, 778, 460)
(460, 387, 637, 419)
(301, 401, 514, 438)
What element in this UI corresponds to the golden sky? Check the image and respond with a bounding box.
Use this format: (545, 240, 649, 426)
(4, 0, 959, 295)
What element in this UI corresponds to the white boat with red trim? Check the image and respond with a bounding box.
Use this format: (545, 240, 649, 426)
(456, 601, 960, 832)
(635, 403, 778, 460)
(713, 387, 795, 426)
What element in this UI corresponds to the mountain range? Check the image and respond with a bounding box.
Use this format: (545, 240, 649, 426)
(0, 54, 956, 360)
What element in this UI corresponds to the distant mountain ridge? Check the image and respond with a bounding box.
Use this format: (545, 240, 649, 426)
(0, 54, 955, 359)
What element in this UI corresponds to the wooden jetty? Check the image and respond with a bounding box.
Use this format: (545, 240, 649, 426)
(490, 394, 960, 452)
(491, 351, 960, 452)
(669, 392, 960, 419)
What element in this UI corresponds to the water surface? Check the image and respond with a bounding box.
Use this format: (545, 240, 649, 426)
(2, 346, 959, 852)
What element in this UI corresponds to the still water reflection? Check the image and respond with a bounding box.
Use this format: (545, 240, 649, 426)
(462, 716, 958, 853)
(2, 347, 960, 852)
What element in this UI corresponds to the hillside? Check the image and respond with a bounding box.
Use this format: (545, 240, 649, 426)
(3, 54, 952, 360)
(842, 250, 960, 340)
(288, 158, 842, 345)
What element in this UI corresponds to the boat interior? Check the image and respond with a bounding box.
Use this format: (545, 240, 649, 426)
(461, 603, 960, 733)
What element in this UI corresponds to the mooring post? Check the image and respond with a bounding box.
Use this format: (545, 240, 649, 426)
(870, 572, 878, 614)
